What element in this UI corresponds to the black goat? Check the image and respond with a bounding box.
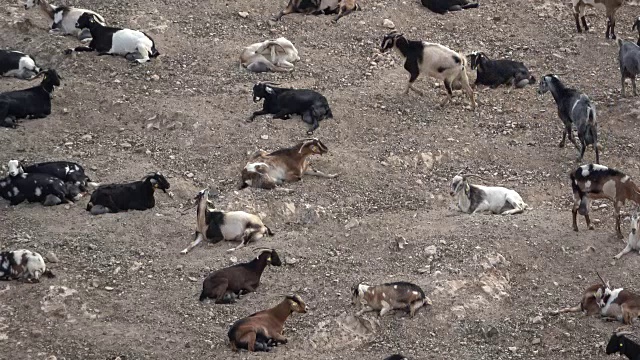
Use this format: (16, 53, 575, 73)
(0, 69, 61, 128)
(606, 331, 640, 359)
(634, 17, 640, 46)
(86, 172, 171, 215)
(21, 161, 97, 192)
(0, 50, 41, 80)
(538, 74, 600, 163)
(249, 82, 333, 134)
(200, 249, 282, 303)
(384, 355, 408, 360)
(468, 52, 535, 88)
(420, 0, 479, 14)
(0, 160, 81, 206)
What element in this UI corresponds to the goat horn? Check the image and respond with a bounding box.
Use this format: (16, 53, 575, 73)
(596, 271, 608, 286)
(462, 174, 488, 181)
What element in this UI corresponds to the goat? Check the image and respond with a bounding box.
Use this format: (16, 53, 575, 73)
(0, 249, 55, 282)
(64, 13, 159, 64)
(571, 0, 624, 39)
(20, 161, 98, 192)
(597, 286, 640, 324)
(0, 160, 82, 206)
(449, 173, 528, 215)
(249, 82, 333, 134)
(228, 294, 307, 352)
(273, 0, 361, 22)
(420, 0, 479, 14)
(384, 356, 408, 360)
(351, 282, 431, 317)
(551, 283, 608, 316)
(379, 32, 475, 110)
(618, 39, 640, 97)
(0, 69, 61, 128)
(615, 209, 640, 259)
(239, 138, 337, 191)
(633, 17, 640, 46)
(180, 189, 274, 254)
(538, 74, 600, 163)
(199, 249, 282, 303)
(0, 50, 41, 80)
(24, 0, 106, 41)
(240, 38, 300, 73)
(468, 52, 535, 89)
(86, 172, 171, 215)
(606, 330, 640, 359)
(570, 164, 640, 238)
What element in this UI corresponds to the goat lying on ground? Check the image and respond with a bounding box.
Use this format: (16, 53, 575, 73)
(615, 209, 640, 259)
(273, 0, 361, 22)
(64, 13, 159, 63)
(180, 189, 274, 254)
(352, 282, 431, 317)
(551, 283, 609, 316)
(597, 284, 640, 325)
(606, 330, 640, 359)
(240, 38, 300, 73)
(0, 249, 55, 282)
(199, 249, 282, 303)
(86, 172, 171, 215)
(468, 52, 535, 88)
(24, 0, 106, 41)
(0, 50, 41, 80)
(570, 164, 640, 238)
(21, 161, 98, 192)
(384, 356, 408, 360)
(380, 32, 475, 110)
(618, 39, 640, 97)
(0, 160, 82, 206)
(420, 0, 479, 14)
(450, 173, 528, 215)
(228, 294, 307, 352)
(571, 0, 624, 39)
(249, 82, 333, 134)
(239, 138, 337, 191)
(538, 74, 600, 163)
(0, 69, 61, 128)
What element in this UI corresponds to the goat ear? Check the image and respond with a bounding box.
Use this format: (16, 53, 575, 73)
(595, 288, 603, 298)
(464, 183, 470, 195)
(265, 86, 274, 94)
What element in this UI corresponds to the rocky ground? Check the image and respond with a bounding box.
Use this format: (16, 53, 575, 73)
(2, 0, 640, 359)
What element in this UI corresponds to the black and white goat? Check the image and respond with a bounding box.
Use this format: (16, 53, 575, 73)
(0, 69, 61, 128)
(468, 52, 535, 88)
(180, 189, 274, 254)
(606, 330, 640, 359)
(449, 173, 528, 215)
(0, 50, 41, 80)
(21, 161, 98, 192)
(249, 82, 333, 134)
(273, 0, 361, 22)
(379, 32, 475, 110)
(352, 282, 431, 317)
(64, 13, 159, 63)
(618, 39, 640, 97)
(86, 172, 171, 215)
(0, 160, 82, 206)
(24, 0, 106, 41)
(538, 74, 600, 164)
(0, 249, 54, 282)
(420, 0, 479, 14)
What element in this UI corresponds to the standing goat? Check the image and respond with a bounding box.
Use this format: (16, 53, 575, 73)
(240, 38, 300, 73)
(538, 74, 600, 163)
(633, 17, 640, 46)
(273, 0, 361, 22)
(228, 294, 307, 352)
(420, 0, 479, 14)
(0, 249, 55, 282)
(571, 0, 624, 39)
(606, 330, 640, 359)
(468, 52, 535, 89)
(64, 13, 159, 63)
(239, 138, 337, 191)
(618, 39, 640, 97)
(86, 172, 171, 215)
(24, 0, 106, 41)
(0, 69, 61, 128)
(199, 249, 282, 303)
(180, 189, 274, 254)
(0, 50, 41, 80)
(570, 164, 640, 238)
(352, 282, 431, 317)
(380, 32, 475, 110)
(615, 209, 640, 259)
(449, 173, 528, 215)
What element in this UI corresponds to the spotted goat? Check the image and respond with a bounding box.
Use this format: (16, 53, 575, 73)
(0, 50, 41, 80)
(0, 160, 82, 206)
(273, 0, 361, 22)
(0, 249, 55, 282)
(352, 282, 431, 317)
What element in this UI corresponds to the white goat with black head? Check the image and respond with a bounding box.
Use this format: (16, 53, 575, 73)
(240, 37, 300, 73)
(24, 0, 106, 41)
(450, 173, 528, 215)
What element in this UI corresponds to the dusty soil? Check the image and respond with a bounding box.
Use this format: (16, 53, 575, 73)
(2, 0, 640, 358)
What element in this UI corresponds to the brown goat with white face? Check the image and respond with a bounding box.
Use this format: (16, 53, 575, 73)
(239, 138, 338, 191)
(352, 282, 432, 317)
(551, 283, 608, 316)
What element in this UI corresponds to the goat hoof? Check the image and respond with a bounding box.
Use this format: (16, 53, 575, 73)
(573, 227, 579, 232)
(63, 49, 73, 55)
(588, 225, 595, 230)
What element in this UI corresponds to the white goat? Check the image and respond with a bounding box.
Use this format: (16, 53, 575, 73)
(614, 209, 640, 259)
(24, 0, 106, 42)
(449, 174, 528, 215)
(240, 37, 300, 73)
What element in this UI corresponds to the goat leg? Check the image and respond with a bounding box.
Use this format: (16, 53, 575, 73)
(272, 109, 293, 120)
(249, 109, 270, 122)
(551, 304, 582, 315)
(180, 232, 204, 254)
(576, 141, 586, 163)
(270, 332, 288, 345)
(567, 130, 580, 150)
(633, 77, 638, 96)
(303, 167, 338, 178)
(614, 244, 632, 259)
(378, 301, 393, 317)
(355, 305, 374, 316)
(572, 202, 580, 232)
(64, 46, 93, 55)
(615, 205, 624, 239)
(559, 130, 568, 148)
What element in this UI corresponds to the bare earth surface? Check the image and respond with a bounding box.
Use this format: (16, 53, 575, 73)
(2, 0, 640, 358)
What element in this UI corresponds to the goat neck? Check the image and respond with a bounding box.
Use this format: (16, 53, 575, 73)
(546, 77, 571, 104)
(196, 193, 209, 239)
(391, 37, 415, 58)
(244, 252, 271, 277)
(268, 299, 297, 324)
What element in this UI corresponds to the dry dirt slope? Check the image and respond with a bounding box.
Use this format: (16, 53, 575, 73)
(2, 0, 640, 359)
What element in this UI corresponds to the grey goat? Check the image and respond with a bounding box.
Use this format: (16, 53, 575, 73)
(538, 74, 600, 164)
(619, 39, 640, 97)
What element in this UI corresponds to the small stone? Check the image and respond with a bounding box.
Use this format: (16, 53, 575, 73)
(508, 347, 517, 353)
(64, 142, 73, 146)
(120, 142, 132, 149)
(114, 79, 121, 83)
(261, 134, 269, 140)
(62, 108, 69, 114)
(532, 338, 541, 345)
(425, 245, 437, 256)
(91, 280, 99, 288)
(267, 19, 277, 26)
(104, 286, 114, 291)
(130, 262, 143, 272)
(531, 315, 543, 324)
(230, 256, 238, 263)
(46, 356, 57, 360)
(345, 219, 359, 230)
(188, 277, 198, 282)
(80, 134, 92, 141)
(382, 19, 395, 29)
(46, 252, 59, 263)
(286, 256, 299, 265)
(150, 74, 160, 81)
(113, 266, 121, 275)
(88, 244, 97, 250)
(238, 11, 249, 18)
(185, 172, 194, 178)
(176, 264, 183, 271)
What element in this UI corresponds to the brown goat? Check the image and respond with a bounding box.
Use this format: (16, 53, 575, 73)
(273, 0, 360, 22)
(598, 286, 640, 324)
(352, 282, 431, 317)
(570, 164, 640, 238)
(551, 283, 607, 316)
(228, 294, 306, 352)
(572, 0, 624, 39)
(239, 138, 337, 191)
